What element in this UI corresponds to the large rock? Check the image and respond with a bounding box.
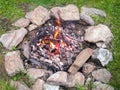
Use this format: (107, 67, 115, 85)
(81, 6, 106, 17)
(47, 71, 67, 86)
(0, 28, 27, 50)
(82, 63, 96, 75)
(27, 68, 50, 80)
(22, 41, 30, 58)
(50, 4, 80, 20)
(92, 69, 111, 83)
(80, 13, 94, 25)
(68, 48, 93, 74)
(5, 51, 25, 76)
(10, 80, 30, 90)
(32, 79, 45, 90)
(27, 24, 37, 31)
(84, 24, 113, 43)
(44, 83, 60, 90)
(25, 6, 50, 26)
(12, 18, 30, 27)
(67, 72, 85, 87)
(92, 48, 113, 66)
(73, 72, 85, 85)
(93, 81, 114, 90)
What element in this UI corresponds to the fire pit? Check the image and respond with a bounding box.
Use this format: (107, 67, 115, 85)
(29, 17, 85, 72)
(0, 4, 114, 90)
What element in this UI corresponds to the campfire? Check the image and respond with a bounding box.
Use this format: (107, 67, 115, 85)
(29, 17, 85, 72)
(0, 4, 114, 89)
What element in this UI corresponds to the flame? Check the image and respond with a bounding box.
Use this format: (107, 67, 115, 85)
(54, 29, 60, 39)
(50, 41, 55, 49)
(38, 18, 72, 54)
(54, 19, 61, 39)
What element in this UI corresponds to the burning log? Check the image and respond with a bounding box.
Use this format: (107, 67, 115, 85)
(68, 48, 93, 74)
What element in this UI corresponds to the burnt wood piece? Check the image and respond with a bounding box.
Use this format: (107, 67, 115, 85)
(68, 48, 93, 74)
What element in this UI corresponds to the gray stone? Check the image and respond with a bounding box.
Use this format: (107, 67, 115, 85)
(25, 6, 50, 26)
(73, 72, 85, 86)
(5, 51, 25, 76)
(84, 24, 113, 43)
(81, 6, 106, 17)
(27, 24, 37, 31)
(44, 83, 60, 90)
(12, 18, 30, 27)
(0, 28, 27, 50)
(92, 48, 113, 66)
(22, 41, 30, 58)
(50, 4, 80, 20)
(27, 68, 50, 80)
(47, 71, 67, 86)
(67, 72, 85, 87)
(92, 69, 111, 83)
(32, 79, 45, 90)
(93, 81, 114, 90)
(80, 13, 94, 25)
(10, 80, 30, 90)
(82, 63, 96, 75)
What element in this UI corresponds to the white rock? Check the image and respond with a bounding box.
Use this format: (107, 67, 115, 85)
(12, 18, 30, 27)
(44, 83, 60, 90)
(50, 4, 80, 20)
(27, 68, 49, 80)
(93, 81, 114, 90)
(84, 24, 113, 43)
(25, 6, 50, 26)
(92, 69, 111, 83)
(5, 51, 25, 76)
(81, 6, 106, 17)
(10, 80, 30, 90)
(27, 24, 37, 31)
(96, 42, 107, 48)
(32, 79, 45, 90)
(47, 71, 67, 86)
(22, 41, 30, 58)
(92, 48, 113, 66)
(80, 13, 94, 25)
(0, 28, 27, 50)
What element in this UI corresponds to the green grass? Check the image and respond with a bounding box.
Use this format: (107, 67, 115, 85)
(0, 79, 15, 90)
(0, 0, 120, 89)
(11, 71, 34, 88)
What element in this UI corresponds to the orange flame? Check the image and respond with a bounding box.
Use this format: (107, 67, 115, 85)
(50, 41, 55, 49)
(54, 19, 61, 39)
(54, 29, 60, 39)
